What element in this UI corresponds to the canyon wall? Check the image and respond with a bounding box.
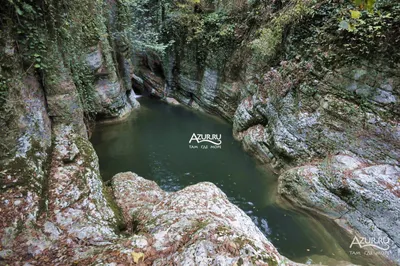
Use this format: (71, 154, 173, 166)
(0, 0, 309, 265)
(1, 0, 399, 264)
(132, 0, 400, 264)
(0, 0, 133, 263)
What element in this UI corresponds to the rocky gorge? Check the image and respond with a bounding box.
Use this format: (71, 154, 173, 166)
(130, 0, 400, 264)
(0, 0, 399, 265)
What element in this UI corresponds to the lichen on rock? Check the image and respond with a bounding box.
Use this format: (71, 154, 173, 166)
(278, 153, 400, 265)
(107, 172, 302, 265)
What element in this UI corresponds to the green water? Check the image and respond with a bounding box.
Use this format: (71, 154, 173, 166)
(91, 97, 355, 264)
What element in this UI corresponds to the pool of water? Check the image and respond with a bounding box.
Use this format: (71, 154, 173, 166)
(91, 97, 357, 264)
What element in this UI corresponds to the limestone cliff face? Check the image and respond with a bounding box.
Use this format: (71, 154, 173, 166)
(1, 0, 399, 264)
(278, 154, 400, 264)
(0, 1, 309, 265)
(0, 0, 135, 262)
(86, 44, 140, 120)
(232, 64, 399, 170)
(0, 69, 122, 261)
(131, 1, 400, 264)
(133, 5, 399, 172)
(136, 43, 400, 265)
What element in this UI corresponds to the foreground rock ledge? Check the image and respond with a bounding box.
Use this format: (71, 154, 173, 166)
(111, 172, 301, 266)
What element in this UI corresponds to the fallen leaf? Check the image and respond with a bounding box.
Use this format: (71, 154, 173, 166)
(350, 10, 361, 19)
(131, 252, 145, 263)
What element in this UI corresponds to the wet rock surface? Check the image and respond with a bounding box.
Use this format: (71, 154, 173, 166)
(88, 45, 140, 119)
(134, 65, 241, 121)
(278, 154, 400, 265)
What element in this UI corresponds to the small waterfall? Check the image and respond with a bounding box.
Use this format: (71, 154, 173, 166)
(163, 83, 168, 98)
(126, 89, 141, 109)
(128, 90, 141, 101)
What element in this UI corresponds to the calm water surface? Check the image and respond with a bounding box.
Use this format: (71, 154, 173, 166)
(92, 98, 357, 264)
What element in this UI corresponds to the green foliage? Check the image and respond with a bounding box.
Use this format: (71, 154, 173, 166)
(71, 61, 96, 114)
(6, 1, 48, 71)
(336, 1, 399, 61)
(338, 9, 396, 57)
(116, 0, 172, 54)
(339, 0, 382, 33)
(115, 0, 240, 72)
(251, 0, 314, 62)
(58, 0, 108, 114)
(0, 77, 10, 107)
(0, 37, 12, 108)
(0, 0, 112, 116)
(353, 0, 376, 12)
(162, 9, 238, 70)
(287, 0, 399, 66)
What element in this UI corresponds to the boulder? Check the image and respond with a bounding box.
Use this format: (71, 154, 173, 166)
(165, 97, 180, 105)
(111, 172, 303, 266)
(278, 154, 400, 265)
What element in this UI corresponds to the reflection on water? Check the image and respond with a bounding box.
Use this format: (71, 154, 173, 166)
(91, 98, 357, 264)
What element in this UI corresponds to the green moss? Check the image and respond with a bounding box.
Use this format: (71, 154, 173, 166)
(263, 256, 278, 266)
(103, 185, 126, 233)
(0, 0, 123, 119)
(233, 236, 250, 249)
(193, 218, 209, 231)
(0, 140, 48, 194)
(251, 0, 314, 62)
(71, 136, 127, 233)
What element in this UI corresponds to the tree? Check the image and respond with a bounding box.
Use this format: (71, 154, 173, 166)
(116, 0, 172, 55)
